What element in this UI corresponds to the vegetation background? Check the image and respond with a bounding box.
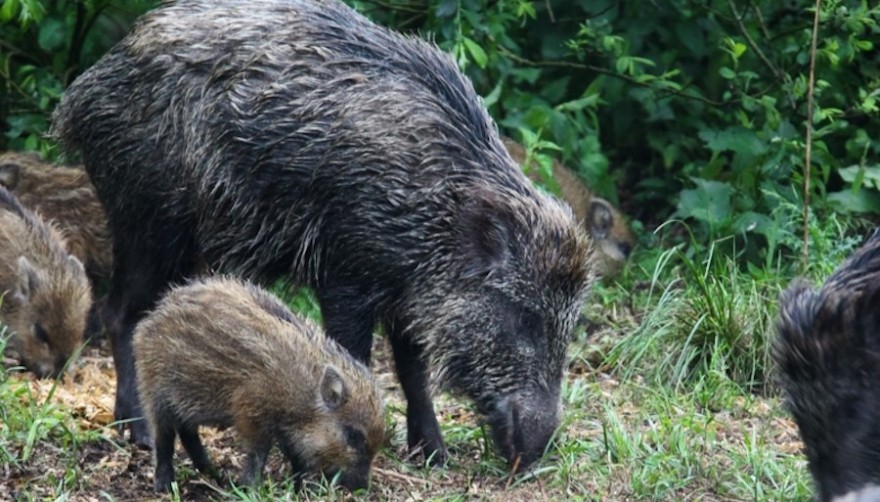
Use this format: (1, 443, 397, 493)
(1, 0, 879, 500)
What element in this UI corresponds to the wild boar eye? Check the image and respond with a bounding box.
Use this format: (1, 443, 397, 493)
(34, 323, 50, 346)
(520, 310, 545, 339)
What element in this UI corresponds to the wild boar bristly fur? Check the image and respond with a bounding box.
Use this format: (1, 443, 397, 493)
(0, 151, 113, 343)
(52, 0, 595, 468)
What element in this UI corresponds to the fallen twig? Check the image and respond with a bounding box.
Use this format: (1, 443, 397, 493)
(373, 466, 429, 486)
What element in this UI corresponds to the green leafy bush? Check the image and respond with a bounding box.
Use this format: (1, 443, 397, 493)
(3, 0, 879, 270)
(352, 0, 880, 271)
(1, 0, 158, 156)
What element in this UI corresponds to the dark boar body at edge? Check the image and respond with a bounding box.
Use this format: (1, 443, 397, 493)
(775, 227, 880, 502)
(52, 0, 594, 469)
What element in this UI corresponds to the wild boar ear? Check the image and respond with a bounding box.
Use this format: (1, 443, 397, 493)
(589, 199, 613, 240)
(321, 365, 348, 411)
(0, 162, 20, 190)
(457, 192, 514, 279)
(16, 256, 40, 300)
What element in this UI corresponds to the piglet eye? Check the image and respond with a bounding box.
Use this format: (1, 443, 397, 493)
(34, 323, 50, 345)
(345, 426, 366, 450)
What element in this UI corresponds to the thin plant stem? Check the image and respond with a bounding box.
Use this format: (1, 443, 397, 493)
(803, 0, 822, 269)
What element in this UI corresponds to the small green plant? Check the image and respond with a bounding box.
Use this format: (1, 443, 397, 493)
(269, 280, 323, 323)
(1, 338, 80, 487)
(606, 227, 772, 392)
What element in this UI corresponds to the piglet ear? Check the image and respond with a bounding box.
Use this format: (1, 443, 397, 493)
(0, 162, 20, 190)
(321, 365, 348, 411)
(589, 199, 614, 240)
(16, 256, 40, 300)
(66, 255, 85, 275)
(457, 191, 515, 279)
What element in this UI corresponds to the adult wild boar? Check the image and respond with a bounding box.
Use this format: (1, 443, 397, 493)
(52, 0, 594, 469)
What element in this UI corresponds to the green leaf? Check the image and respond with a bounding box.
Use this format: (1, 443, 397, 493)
(435, 0, 457, 18)
(536, 155, 555, 186)
(482, 79, 503, 107)
(0, 0, 19, 23)
(556, 94, 600, 112)
(37, 17, 65, 52)
(838, 165, 880, 189)
(698, 126, 768, 157)
(675, 178, 734, 226)
(461, 37, 487, 68)
(828, 189, 880, 214)
(540, 76, 571, 103)
(718, 67, 736, 80)
(517, 127, 539, 147)
(17, 0, 45, 24)
(510, 67, 541, 84)
(24, 135, 38, 151)
(732, 212, 775, 237)
(515, 0, 537, 19)
(854, 39, 873, 51)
